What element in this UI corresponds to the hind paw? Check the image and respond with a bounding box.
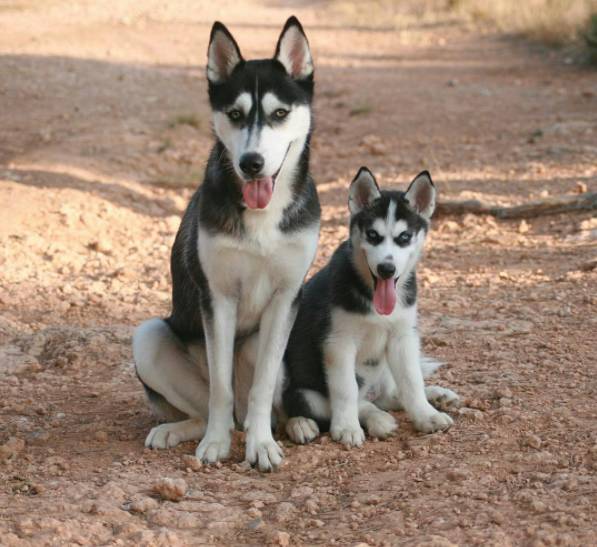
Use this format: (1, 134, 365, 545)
(145, 424, 182, 449)
(413, 411, 453, 433)
(286, 417, 320, 445)
(426, 385, 461, 411)
(365, 410, 397, 439)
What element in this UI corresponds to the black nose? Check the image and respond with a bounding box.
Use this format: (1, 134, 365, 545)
(377, 262, 396, 280)
(239, 153, 265, 177)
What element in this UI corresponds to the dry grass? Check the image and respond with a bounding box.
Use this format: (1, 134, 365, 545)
(333, 0, 597, 53)
(452, 0, 597, 47)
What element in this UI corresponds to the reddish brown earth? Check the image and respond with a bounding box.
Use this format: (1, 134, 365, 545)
(1, 1, 596, 545)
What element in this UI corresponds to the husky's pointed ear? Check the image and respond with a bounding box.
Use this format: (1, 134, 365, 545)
(348, 167, 381, 215)
(274, 16, 313, 80)
(207, 22, 243, 84)
(405, 171, 436, 219)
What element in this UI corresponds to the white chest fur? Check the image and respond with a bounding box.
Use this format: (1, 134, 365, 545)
(328, 305, 417, 365)
(198, 218, 319, 332)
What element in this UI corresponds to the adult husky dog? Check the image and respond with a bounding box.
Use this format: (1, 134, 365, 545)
(133, 17, 320, 471)
(283, 168, 459, 447)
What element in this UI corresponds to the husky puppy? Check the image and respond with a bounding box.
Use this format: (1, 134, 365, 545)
(133, 17, 320, 471)
(283, 168, 459, 447)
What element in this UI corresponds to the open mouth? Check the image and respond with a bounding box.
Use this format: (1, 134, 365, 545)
(241, 144, 292, 210)
(369, 268, 399, 316)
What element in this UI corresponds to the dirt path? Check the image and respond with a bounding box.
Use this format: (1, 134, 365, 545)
(1, 1, 596, 545)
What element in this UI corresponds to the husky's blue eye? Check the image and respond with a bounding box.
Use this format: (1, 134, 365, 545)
(366, 229, 383, 245)
(395, 231, 412, 246)
(273, 108, 289, 120)
(227, 109, 242, 122)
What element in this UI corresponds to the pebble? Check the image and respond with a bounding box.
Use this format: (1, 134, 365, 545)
(0, 437, 25, 462)
(94, 431, 108, 442)
(457, 407, 484, 421)
(247, 518, 264, 530)
(447, 468, 469, 482)
(152, 478, 187, 502)
(495, 386, 513, 399)
(305, 498, 319, 514)
(290, 485, 314, 498)
(274, 501, 297, 522)
(523, 433, 542, 450)
(181, 454, 202, 471)
(274, 530, 290, 546)
(129, 496, 159, 514)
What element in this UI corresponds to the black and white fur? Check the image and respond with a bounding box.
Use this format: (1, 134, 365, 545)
(133, 17, 320, 471)
(283, 168, 459, 447)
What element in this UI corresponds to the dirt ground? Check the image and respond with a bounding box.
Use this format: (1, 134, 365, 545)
(1, 1, 596, 545)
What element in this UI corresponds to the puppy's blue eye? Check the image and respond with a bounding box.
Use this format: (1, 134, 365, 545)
(227, 109, 242, 121)
(395, 231, 412, 246)
(366, 229, 383, 245)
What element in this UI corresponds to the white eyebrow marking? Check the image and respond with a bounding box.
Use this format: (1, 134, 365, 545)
(372, 218, 387, 236)
(232, 92, 252, 114)
(261, 91, 289, 116)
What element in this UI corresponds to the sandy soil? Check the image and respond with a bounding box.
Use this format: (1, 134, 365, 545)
(1, 1, 596, 545)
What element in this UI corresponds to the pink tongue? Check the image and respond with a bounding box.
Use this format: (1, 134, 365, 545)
(242, 177, 273, 209)
(373, 278, 397, 315)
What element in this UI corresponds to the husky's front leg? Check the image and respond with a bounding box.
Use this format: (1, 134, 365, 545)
(244, 291, 296, 472)
(388, 329, 453, 433)
(196, 293, 237, 463)
(327, 343, 365, 447)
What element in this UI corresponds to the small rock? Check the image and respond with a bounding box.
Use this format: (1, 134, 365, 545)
(95, 431, 108, 442)
(274, 502, 297, 522)
(447, 468, 469, 482)
(152, 478, 187, 502)
(181, 454, 202, 471)
(129, 496, 159, 514)
(361, 135, 386, 156)
(290, 486, 313, 499)
(247, 507, 262, 518)
(274, 530, 290, 546)
(247, 518, 264, 530)
(518, 220, 529, 234)
(494, 386, 513, 399)
(523, 433, 542, 450)
(575, 182, 587, 194)
(0, 437, 25, 462)
(488, 510, 505, 524)
(88, 240, 113, 255)
(457, 407, 484, 421)
(305, 498, 318, 514)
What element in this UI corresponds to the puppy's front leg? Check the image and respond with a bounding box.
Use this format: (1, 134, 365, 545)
(244, 291, 297, 472)
(388, 329, 453, 433)
(327, 343, 365, 448)
(196, 293, 237, 463)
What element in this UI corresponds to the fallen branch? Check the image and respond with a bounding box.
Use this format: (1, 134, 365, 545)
(435, 192, 597, 219)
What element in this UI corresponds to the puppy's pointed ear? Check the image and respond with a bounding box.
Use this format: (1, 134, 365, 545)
(405, 171, 436, 219)
(348, 167, 381, 215)
(207, 22, 243, 84)
(274, 16, 313, 80)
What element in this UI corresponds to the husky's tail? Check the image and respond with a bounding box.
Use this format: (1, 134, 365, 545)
(421, 356, 442, 378)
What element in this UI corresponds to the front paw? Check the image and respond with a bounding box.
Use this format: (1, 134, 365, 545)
(412, 411, 453, 433)
(195, 431, 231, 464)
(245, 432, 283, 472)
(365, 410, 398, 439)
(331, 422, 365, 448)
